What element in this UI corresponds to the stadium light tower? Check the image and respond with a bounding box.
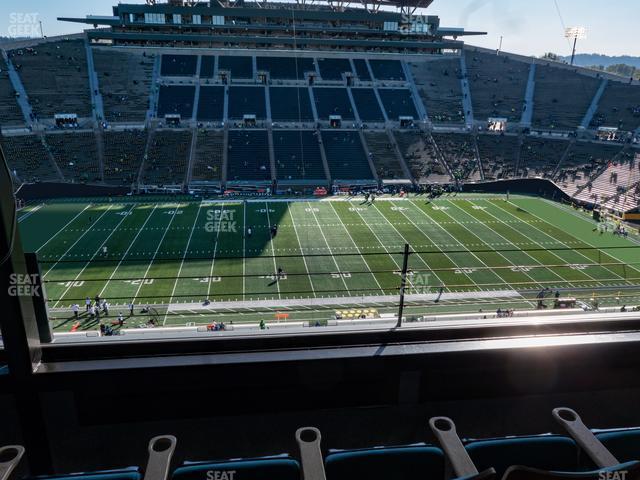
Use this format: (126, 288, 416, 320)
(565, 26, 587, 66)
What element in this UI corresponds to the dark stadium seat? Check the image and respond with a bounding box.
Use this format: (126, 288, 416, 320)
(28, 468, 142, 480)
(596, 429, 640, 464)
(313, 87, 355, 120)
(353, 59, 372, 81)
(273, 130, 325, 180)
(9, 40, 92, 118)
(227, 130, 271, 181)
(161, 54, 197, 76)
(378, 88, 418, 120)
(369, 59, 405, 81)
(410, 58, 464, 124)
(321, 130, 373, 180)
(466, 436, 580, 478)
(157, 85, 196, 118)
(351, 88, 385, 122)
(228, 86, 266, 120)
(317, 58, 353, 81)
(325, 446, 444, 480)
(270, 87, 314, 122)
(200, 56, 215, 78)
(0, 56, 25, 125)
(256, 56, 314, 80)
(173, 457, 300, 480)
(196, 86, 224, 121)
(218, 56, 253, 79)
(94, 48, 153, 123)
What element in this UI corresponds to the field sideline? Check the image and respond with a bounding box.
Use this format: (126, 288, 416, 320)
(17, 194, 640, 329)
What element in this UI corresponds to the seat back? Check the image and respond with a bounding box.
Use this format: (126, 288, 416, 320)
(172, 458, 300, 480)
(466, 436, 579, 478)
(596, 429, 640, 464)
(325, 445, 444, 480)
(502, 461, 640, 480)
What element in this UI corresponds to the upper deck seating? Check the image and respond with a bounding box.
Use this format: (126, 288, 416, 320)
(256, 56, 314, 80)
(351, 88, 385, 122)
(592, 81, 640, 132)
(270, 87, 314, 122)
(369, 59, 405, 81)
(93, 48, 153, 123)
(533, 64, 601, 130)
(465, 50, 530, 123)
(160, 54, 197, 76)
(317, 58, 353, 81)
(157, 85, 195, 119)
(197, 86, 225, 122)
(218, 56, 253, 79)
(200, 56, 215, 78)
(273, 130, 325, 180)
(228, 86, 266, 120)
(378, 88, 418, 120)
(0, 56, 24, 125)
(9, 40, 91, 118)
(313, 88, 355, 120)
(411, 58, 464, 124)
(353, 59, 372, 81)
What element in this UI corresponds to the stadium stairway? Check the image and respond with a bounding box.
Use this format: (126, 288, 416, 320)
(520, 63, 536, 128)
(459, 54, 474, 129)
(2, 49, 33, 127)
(84, 39, 105, 124)
(580, 79, 609, 130)
(401, 61, 429, 124)
(147, 54, 162, 124)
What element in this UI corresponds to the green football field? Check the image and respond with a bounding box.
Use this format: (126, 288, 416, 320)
(17, 194, 640, 330)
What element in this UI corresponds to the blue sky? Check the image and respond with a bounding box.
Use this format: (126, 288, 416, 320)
(1, 0, 638, 57)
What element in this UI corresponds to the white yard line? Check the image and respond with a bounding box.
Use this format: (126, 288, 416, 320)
(372, 202, 475, 290)
(17, 203, 44, 222)
(495, 200, 626, 285)
(42, 205, 113, 278)
(131, 204, 183, 304)
(206, 205, 224, 301)
(263, 202, 282, 300)
(163, 203, 204, 325)
(432, 200, 565, 289)
(242, 201, 246, 301)
(288, 202, 317, 298)
(98, 204, 159, 299)
(36, 204, 92, 254)
(328, 202, 384, 295)
(305, 201, 351, 296)
(445, 200, 578, 287)
(349, 203, 419, 290)
(52, 204, 137, 309)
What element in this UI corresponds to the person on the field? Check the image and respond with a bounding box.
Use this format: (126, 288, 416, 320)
(247, 226, 252, 238)
(117, 313, 125, 327)
(85, 297, 91, 311)
(102, 301, 109, 316)
(129, 302, 134, 316)
(277, 267, 284, 279)
(102, 246, 108, 256)
(72, 303, 79, 319)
